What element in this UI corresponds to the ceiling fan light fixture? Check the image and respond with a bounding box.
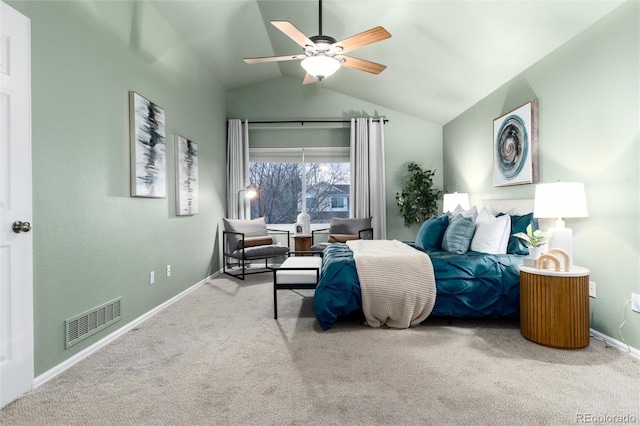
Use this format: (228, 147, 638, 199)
(301, 55, 341, 80)
(243, 1, 391, 85)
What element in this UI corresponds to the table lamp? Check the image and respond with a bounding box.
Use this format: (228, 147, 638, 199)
(533, 182, 588, 267)
(443, 192, 470, 213)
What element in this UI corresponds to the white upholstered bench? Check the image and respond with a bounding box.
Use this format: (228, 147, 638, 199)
(272, 255, 322, 319)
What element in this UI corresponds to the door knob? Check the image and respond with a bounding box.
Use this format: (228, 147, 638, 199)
(12, 221, 31, 233)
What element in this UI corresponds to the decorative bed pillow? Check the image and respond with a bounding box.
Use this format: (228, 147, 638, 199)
(470, 208, 511, 254)
(452, 205, 478, 220)
(505, 212, 537, 255)
(415, 214, 449, 251)
(442, 214, 476, 254)
(222, 217, 269, 253)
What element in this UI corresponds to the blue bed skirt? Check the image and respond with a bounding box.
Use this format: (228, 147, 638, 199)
(313, 243, 523, 330)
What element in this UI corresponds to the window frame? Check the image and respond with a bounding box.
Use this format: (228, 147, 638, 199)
(249, 147, 350, 226)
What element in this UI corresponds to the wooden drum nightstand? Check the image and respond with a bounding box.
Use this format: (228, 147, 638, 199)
(519, 265, 590, 349)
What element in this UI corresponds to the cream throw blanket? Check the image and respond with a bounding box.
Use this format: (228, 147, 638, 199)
(347, 240, 436, 328)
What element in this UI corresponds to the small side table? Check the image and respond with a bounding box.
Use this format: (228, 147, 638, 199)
(519, 265, 590, 349)
(293, 235, 312, 255)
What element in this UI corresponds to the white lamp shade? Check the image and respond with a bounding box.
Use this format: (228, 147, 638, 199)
(533, 182, 588, 219)
(238, 185, 258, 200)
(244, 186, 258, 199)
(301, 56, 341, 79)
(443, 192, 470, 213)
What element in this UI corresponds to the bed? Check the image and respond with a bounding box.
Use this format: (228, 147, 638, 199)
(313, 199, 537, 330)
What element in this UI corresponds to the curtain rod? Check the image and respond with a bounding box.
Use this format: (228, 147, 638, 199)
(246, 119, 389, 125)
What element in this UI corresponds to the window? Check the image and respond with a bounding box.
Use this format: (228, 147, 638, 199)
(330, 196, 347, 211)
(249, 148, 350, 224)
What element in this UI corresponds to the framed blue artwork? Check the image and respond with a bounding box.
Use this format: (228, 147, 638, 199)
(493, 100, 539, 187)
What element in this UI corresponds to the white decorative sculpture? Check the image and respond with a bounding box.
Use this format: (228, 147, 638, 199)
(296, 210, 311, 236)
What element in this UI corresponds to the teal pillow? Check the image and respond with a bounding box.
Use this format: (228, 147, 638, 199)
(415, 215, 449, 251)
(505, 213, 538, 255)
(441, 214, 476, 254)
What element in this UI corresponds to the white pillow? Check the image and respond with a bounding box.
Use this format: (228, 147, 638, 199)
(470, 207, 511, 254)
(452, 204, 478, 219)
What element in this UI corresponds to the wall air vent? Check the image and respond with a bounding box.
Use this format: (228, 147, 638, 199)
(65, 298, 121, 348)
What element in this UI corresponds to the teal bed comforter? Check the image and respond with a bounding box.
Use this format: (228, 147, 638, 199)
(313, 243, 523, 330)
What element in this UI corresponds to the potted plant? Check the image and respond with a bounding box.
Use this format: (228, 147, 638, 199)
(513, 224, 550, 259)
(396, 162, 442, 226)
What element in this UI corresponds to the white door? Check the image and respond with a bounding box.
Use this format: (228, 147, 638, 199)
(0, 1, 33, 408)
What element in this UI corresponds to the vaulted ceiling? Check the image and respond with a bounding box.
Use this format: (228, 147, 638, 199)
(152, 0, 623, 125)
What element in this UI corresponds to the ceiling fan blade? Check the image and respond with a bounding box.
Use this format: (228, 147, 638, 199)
(271, 20, 315, 48)
(332, 26, 391, 54)
(302, 73, 318, 85)
(244, 54, 306, 64)
(338, 55, 387, 74)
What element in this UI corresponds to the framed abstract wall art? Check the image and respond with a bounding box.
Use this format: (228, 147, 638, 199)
(175, 135, 199, 215)
(493, 100, 539, 187)
(129, 91, 166, 198)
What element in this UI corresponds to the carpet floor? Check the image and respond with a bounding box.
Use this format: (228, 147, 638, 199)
(1, 273, 639, 425)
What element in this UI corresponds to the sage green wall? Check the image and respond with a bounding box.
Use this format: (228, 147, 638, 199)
(8, 1, 228, 375)
(227, 76, 443, 241)
(443, 1, 639, 350)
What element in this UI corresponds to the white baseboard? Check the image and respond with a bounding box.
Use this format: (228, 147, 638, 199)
(33, 271, 221, 389)
(590, 328, 640, 360)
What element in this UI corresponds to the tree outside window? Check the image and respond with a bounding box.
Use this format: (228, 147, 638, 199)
(249, 162, 350, 224)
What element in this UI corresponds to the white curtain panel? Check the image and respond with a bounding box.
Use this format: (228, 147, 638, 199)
(350, 117, 387, 239)
(226, 119, 250, 219)
(350, 118, 369, 219)
(368, 118, 387, 240)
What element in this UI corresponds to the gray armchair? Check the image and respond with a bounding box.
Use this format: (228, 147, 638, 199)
(223, 217, 290, 280)
(311, 217, 373, 252)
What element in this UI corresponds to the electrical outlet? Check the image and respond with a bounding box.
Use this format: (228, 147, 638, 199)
(166, 265, 171, 277)
(631, 293, 640, 313)
(149, 271, 155, 285)
(589, 281, 596, 298)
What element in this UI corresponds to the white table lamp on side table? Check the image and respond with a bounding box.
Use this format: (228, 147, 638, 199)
(443, 192, 470, 214)
(533, 182, 588, 268)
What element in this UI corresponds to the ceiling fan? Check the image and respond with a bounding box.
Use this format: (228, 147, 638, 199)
(243, 0, 391, 85)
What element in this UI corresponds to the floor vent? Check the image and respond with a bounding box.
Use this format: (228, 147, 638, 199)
(65, 298, 121, 348)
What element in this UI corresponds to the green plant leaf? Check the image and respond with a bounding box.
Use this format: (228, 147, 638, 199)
(396, 162, 442, 227)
